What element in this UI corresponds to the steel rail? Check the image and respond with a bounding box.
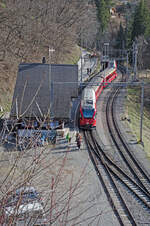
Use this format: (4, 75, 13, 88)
(106, 82, 150, 196)
(84, 130, 137, 226)
(90, 132, 150, 210)
(111, 88, 150, 192)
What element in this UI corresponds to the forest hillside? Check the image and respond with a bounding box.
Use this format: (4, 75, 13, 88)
(0, 0, 150, 112)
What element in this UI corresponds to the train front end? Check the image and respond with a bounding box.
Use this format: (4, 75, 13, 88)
(79, 107, 96, 129)
(79, 88, 96, 129)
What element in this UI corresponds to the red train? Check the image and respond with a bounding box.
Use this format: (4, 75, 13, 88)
(79, 60, 117, 129)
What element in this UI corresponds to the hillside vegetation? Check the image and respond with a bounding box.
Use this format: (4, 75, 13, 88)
(0, 0, 150, 114)
(0, 0, 98, 111)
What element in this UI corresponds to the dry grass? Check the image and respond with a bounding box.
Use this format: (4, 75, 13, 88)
(61, 45, 81, 65)
(125, 72, 150, 158)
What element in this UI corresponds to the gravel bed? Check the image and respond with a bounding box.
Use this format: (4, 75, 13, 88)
(114, 178, 150, 225)
(96, 77, 150, 225)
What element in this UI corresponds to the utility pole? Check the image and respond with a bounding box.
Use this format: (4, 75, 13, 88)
(104, 42, 109, 60)
(139, 82, 144, 145)
(49, 47, 55, 118)
(80, 31, 83, 83)
(132, 41, 135, 69)
(133, 41, 138, 81)
(81, 50, 83, 83)
(126, 52, 129, 75)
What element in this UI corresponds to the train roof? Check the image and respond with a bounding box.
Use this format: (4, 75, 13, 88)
(81, 88, 95, 108)
(82, 88, 95, 100)
(10, 63, 78, 119)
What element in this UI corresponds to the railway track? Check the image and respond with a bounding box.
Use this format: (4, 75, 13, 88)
(84, 128, 150, 225)
(105, 74, 150, 199)
(90, 130, 150, 207)
(84, 130, 137, 226)
(83, 67, 150, 225)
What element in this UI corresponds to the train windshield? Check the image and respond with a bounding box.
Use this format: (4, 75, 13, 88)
(109, 61, 115, 68)
(82, 108, 95, 118)
(86, 100, 93, 105)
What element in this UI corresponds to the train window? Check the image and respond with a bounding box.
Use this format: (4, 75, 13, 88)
(82, 108, 95, 118)
(86, 100, 93, 105)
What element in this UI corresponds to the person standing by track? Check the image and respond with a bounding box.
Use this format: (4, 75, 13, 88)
(76, 132, 82, 150)
(66, 132, 71, 150)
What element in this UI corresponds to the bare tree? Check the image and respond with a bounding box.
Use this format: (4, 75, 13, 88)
(0, 119, 103, 225)
(0, 0, 88, 63)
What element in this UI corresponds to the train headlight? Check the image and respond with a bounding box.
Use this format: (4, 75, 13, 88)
(93, 113, 97, 120)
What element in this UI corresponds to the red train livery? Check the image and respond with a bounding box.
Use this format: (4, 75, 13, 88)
(79, 60, 117, 129)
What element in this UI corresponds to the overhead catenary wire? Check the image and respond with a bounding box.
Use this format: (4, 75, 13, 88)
(50, 81, 150, 87)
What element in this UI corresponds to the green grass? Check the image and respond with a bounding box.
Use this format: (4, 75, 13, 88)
(125, 83, 150, 159)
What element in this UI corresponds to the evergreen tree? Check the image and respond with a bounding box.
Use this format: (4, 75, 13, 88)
(94, 0, 100, 8)
(116, 23, 125, 49)
(96, 0, 110, 33)
(126, 15, 134, 49)
(105, 0, 112, 7)
(131, 0, 150, 40)
(144, 2, 150, 39)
